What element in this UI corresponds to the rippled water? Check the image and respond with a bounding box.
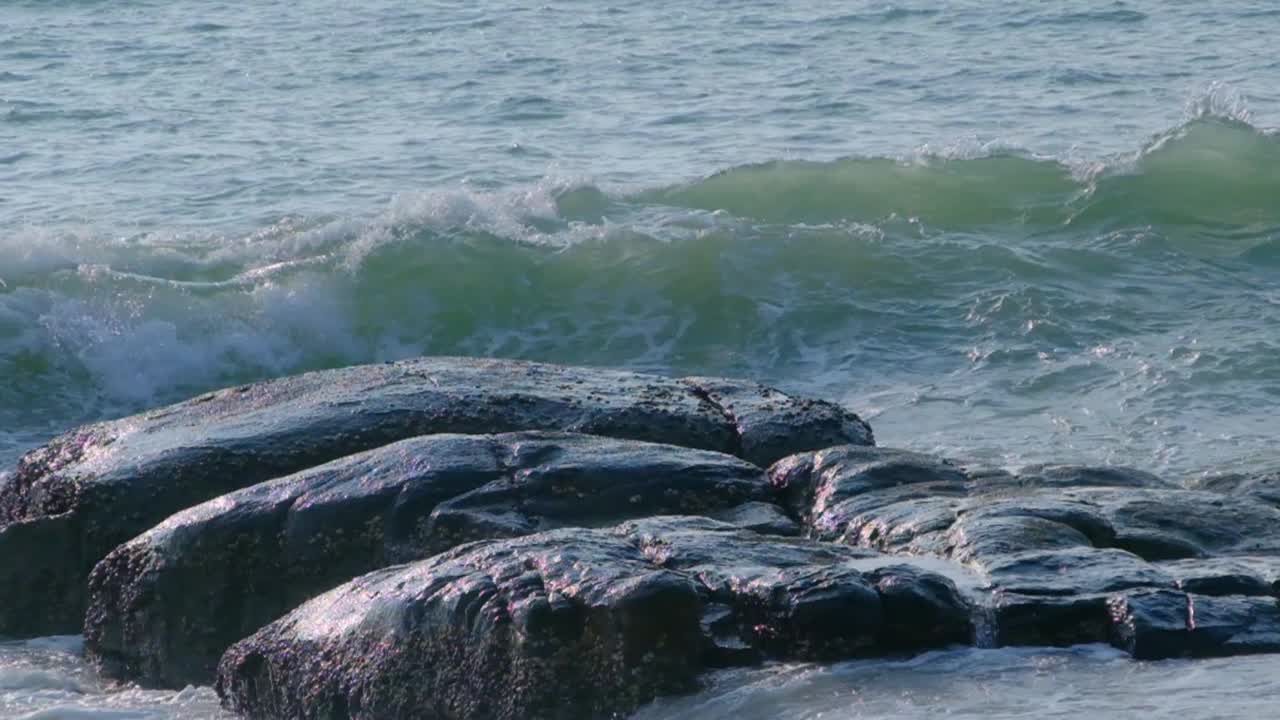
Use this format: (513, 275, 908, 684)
(3, 0, 1280, 717)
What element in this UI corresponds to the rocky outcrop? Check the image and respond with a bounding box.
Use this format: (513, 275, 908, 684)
(216, 517, 972, 720)
(9, 353, 1278, 720)
(771, 445, 1280, 658)
(1190, 470, 1280, 507)
(85, 432, 782, 688)
(0, 357, 872, 636)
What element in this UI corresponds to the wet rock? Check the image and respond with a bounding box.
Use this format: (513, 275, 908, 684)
(1158, 557, 1280, 597)
(771, 445, 1280, 658)
(990, 592, 1113, 647)
(217, 517, 971, 720)
(0, 357, 872, 636)
(1014, 464, 1175, 490)
(680, 377, 874, 467)
(707, 501, 801, 537)
(85, 432, 780, 688)
(980, 547, 1175, 597)
(1190, 470, 1280, 507)
(0, 513, 80, 637)
(1109, 590, 1280, 659)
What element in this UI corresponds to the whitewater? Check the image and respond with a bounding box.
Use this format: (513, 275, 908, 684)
(3, 0, 1280, 718)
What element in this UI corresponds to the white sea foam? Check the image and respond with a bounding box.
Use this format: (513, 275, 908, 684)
(0, 637, 229, 720)
(635, 645, 1280, 720)
(7, 635, 1280, 720)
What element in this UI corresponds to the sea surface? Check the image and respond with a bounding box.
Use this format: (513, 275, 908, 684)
(2, 1, 1279, 717)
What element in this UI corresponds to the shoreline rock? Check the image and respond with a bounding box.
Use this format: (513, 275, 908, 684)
(216, 517, 972, 720)
(0, 357, 871, 637)
(771, 445, 1280, 657)
(2, 356, 1277, 720)
(85, 432, 783, 687)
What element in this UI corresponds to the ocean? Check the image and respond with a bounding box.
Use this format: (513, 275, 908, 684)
(2, 0, 1279, 717)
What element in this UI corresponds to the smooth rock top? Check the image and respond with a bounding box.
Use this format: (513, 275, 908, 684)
(0, 356, 872, 637)
(85, 432, 780, 687)
(216, 516, 972, 720)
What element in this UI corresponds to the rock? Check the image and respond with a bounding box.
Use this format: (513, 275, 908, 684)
(1014, 464, 1175, 490)
(1190, 470, 1280, 507)
(1158, 557, 1280, 597)
(707, 501, 801, 537)
(0, 357, 872, 636)
(989, 592, 1112, 647)
(980, 547, 1175, 596)
(1109, 590, 1280, 659)
(679, 377, 874, 468)
(0, 513, 80, 637)
(86, 432, 781, 688)
(216, 517, 971, 720)
(771, 445, 1280, 659)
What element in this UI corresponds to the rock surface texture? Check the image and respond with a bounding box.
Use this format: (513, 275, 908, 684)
(216, 517, 972, 720)
(0, 357, 872, 636)
(85, 432, 783, 687)
(3, 356, 1278, 720)
(771, 445, 1280, 658)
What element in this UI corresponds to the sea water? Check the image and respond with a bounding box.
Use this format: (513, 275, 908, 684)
(2, 1, 1279, 717)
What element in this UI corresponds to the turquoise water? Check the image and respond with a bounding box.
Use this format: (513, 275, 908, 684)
(3, 1, 1280, 717)
(3, 0, 1279, 476)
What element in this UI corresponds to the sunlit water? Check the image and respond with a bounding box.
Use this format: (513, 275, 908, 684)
(3, 1, 1279, 717)
(0, 638, 227, 720)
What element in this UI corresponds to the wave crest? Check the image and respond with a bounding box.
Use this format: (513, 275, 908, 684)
(645, 118, 1280, 231)
(2, 116, 1278, 473)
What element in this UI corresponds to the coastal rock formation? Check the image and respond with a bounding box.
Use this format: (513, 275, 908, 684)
(216, 517, 972, 720)
(772, 445, 1280, 657)
(1189, 470, 1280, 507)
(6, 354, 1280, 720)
(0, 357, 872, 636)
(85, 432, 781, 687)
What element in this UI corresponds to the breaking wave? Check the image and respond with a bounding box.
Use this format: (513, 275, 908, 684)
(2, 117, 1278, 473)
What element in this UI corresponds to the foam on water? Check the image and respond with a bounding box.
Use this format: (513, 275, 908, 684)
(8, 636, 1280, 720)
(0, 638, 228, 720)
(636, 645, 1280, 719)
(4, 2, 1280, 717)
(3, 118, 1278, 476)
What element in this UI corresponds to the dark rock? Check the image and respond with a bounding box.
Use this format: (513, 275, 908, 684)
(1190, 470, 1280, 506)
(978, 547, 1175, 596)
(1074, 487, 1280, 559)
(769, 446, 968, 527)
(989, 592, 1112, 647)
(707, 501, 801, 537)
(0, 357, 872, 637)
(1109, 590, 1280, 659)
(1158, 557, 1280, 597)
(85, 432, 780, 688)
(1014, 464, 1175, 490)
(216, 517, 971, 720)
(680, 377, 874, 467)
(618, 517, 974, 660)
(0, 513, 80, 637)
(771, 445, 1280, 659)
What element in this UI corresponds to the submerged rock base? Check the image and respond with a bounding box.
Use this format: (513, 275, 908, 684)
(1, 356, 1277, 719)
